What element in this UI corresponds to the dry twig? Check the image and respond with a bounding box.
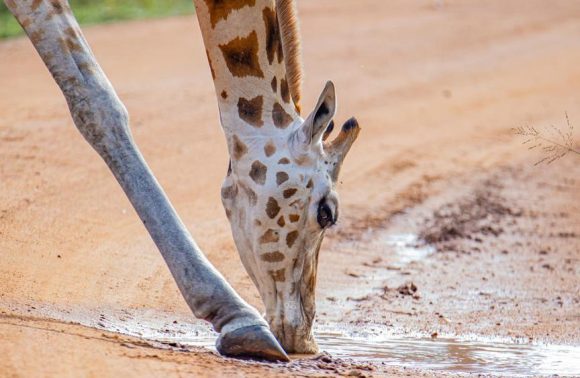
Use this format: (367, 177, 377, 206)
(513, 113, 580, 165)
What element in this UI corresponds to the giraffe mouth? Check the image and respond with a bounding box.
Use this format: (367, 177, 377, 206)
(264, 240, 322, 354)
(266, 292, 319, 354)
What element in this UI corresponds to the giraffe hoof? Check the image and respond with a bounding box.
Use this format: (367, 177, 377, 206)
(216, 325, 290, 362)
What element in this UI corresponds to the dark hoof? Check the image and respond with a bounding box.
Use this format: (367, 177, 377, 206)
(216, 325, 289, 362)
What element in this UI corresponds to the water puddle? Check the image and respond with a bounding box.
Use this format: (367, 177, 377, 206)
(167, 329, 580, 376)
(314, 331, 580, 376)
(383, 233, 434, 266)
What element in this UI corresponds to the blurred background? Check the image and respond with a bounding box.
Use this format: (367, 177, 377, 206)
(0, 0, 194, 38)
(0, 1, 579, 377)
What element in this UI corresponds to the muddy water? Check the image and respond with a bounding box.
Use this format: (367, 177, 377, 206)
(6, 232, 579, 376)
(314, 332, 580, 376)
(383, 233, 435, 266)
(154, 233, 579, 376)
(166, 329, 580, 376)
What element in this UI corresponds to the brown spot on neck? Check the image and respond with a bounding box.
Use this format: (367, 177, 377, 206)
(249, 160, 267, 185)
(278, 157, 290, 164)
(271, 77, 278, 93)
(272, 103, 293, 129)
(289, 214, 300, 223)
(219, 31, 264, 78)
(262, 251, 285, 263)
(286, 230, 299, 248)
(259, 229, 279, 244)
(221, 90, 228, 99)
(232, 135, 248, 160)
(241, 184, 257, 206)
(269, 268, 286, 282)
(283, 188, 297, 198)
(238, 96, 264, 127)
(262, 7, 284, 65)
(276, 171, 289, 186)
(266, 197, 281, 219)
(280, 78, 290, 103)
(203, 0, 256, 28)
(264, 141, 276, 157)
(221, 184, 238, 200)
(277, 216, 286, 227)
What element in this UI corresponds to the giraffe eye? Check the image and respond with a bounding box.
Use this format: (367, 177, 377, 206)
(317, 200, 334, 229)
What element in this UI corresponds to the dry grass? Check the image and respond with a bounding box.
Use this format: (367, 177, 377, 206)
(513, 113, 580, 165)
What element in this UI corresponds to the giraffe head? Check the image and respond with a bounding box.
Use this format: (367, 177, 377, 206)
(193, 0, 360, 353)
(221, 81, 359, 353)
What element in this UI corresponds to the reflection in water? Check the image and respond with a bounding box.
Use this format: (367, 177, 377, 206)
(313, 332, 580, 376)
(383, 233, 434, 266)
(171, 330, 580, 376)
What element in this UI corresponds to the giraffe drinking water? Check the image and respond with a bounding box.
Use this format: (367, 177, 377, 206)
(4, 0, 359, 359)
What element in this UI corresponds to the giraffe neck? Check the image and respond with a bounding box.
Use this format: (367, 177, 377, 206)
(193, 0, 300, 139)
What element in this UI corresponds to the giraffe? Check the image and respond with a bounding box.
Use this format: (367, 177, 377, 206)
(4, 0, 359, 359)
(193, 0, 360, 353)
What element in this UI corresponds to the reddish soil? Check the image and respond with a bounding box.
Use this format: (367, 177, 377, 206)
(1, 1, 579, 376)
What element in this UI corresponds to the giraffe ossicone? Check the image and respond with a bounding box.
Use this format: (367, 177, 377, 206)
(195, 0, 360, 353)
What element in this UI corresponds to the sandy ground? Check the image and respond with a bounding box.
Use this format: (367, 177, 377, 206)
(1, 0, 579, 376)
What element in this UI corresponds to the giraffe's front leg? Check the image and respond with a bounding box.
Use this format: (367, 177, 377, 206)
(5, 0, 288, 362)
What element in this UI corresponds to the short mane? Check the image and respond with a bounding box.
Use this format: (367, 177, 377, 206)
(276, 0, 303, 114)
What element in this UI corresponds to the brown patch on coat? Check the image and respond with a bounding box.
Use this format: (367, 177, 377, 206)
(306, 179, 314, 188)
(272, 102, 293, 129)
(29, 30, 44, 45)
(264, 141, 276, 157)
(262, 7, 284, 65)
(232, 135, 248, 160)
(221, 90, 228, 99)
(219, 31, 264, 78)
(65, 37, 81, 52)
(249, 160, 267, 185)
(277, 216, 286, 227)
(271, 77, 278, 93)
(241, 184, 257, 206)
(262, 251, 285, 263)
(269, 268, 286, 282)
(283, 188, 297, 198)
(289, 214, 300, 223)
(278, 157, 290, 164)
(276, 172, 289, 186)
(221, 184, 238, 200)
(203, 0, 256, 28)
(31, 0, 43, 11)
(238, 96, 264, 127)
(280, 78, 290, 103)
(259, 229, 279, 244)
(286, 230, 299, 248)
(50, 0, 64, 14)
(64, 27, 77, 38)
(266, 197, 281, 219)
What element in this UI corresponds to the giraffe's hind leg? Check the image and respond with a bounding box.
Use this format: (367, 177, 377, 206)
(5, 0, 287, 362)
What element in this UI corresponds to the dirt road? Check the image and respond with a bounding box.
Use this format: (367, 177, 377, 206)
(1, 1, 579, 376)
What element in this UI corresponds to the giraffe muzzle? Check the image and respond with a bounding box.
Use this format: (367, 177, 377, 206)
(267, 295, 319, 354)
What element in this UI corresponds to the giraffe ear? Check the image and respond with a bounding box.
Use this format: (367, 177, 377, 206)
(296, 81, 336, 147)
